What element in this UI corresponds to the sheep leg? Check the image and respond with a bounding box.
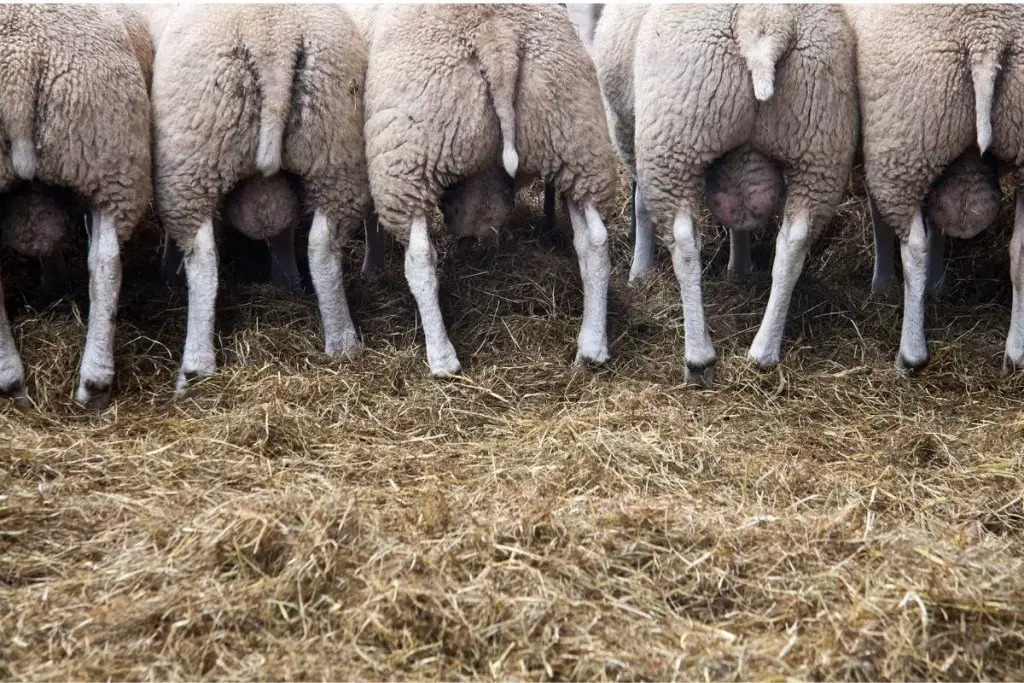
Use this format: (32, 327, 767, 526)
(75, 211, 122, 409)
(1003, 194, 1024, 371)
(308, 209, 361, 358)
(747, 208, 810, 370)
(629, 182, 657, 283)
(728, 229, 753, 279)
(176, 218, 218, 391)
(542, 182, 557, 236)
(268, 223, 303, 291)
(870, 197, 895, 295)
(404, 215, 461, 376)
(896, 209, 930, 371)
(361, 212, 387, 275)
(0, 276, 27, 405)
(670, 209, 716, 388)
(924, 222, 946, 298)
(568, 202, 610, 364)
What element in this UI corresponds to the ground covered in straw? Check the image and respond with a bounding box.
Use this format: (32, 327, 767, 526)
(1, 174, 1023, 681)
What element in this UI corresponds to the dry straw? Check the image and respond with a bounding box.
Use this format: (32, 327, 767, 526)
(1, 172, 1023, 680)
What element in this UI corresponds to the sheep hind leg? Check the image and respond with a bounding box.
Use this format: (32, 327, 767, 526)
(670, 209, 716, 388)
(268, 223, 303, 291)
(870, 197, 895, 295)
(629, 182, 657, 283)
(0, 275, 28, 407)
(896, 209, 930, 371)
(404, 215, 460, 376)
(308, 209, 361, 359)
(75, 211, 122, 409)
(568, 202, 610, 365)
(175, 218, 218, 392)
(1003, 194, 1024, 372)
(747, 208, 810, 370)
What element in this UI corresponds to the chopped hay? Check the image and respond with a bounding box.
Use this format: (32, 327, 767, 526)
(1, 172, 1023, 680)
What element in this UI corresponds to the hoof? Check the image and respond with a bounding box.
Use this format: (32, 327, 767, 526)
(2, 380, 32, 409)
(896, 351, 929, 374)
(871, 275, 892, 296)
(1002, 355, 1024, 376)
(175, 367, 213, 393)
(326, 337, 364, 360)
(747, 350, 780, 373)
(684, 362, 715, 389)
(429, 364, 462, 379)
(575, 338, 609, 366)
(75, 379, 112, 410)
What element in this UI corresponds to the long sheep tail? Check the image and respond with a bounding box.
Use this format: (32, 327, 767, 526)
(971, 49, 1000, 155)
(1, 76, 39, 180)
(476, 17, 521, 178)
(742, 35, 780, 102)
(251, 44, 298, 177)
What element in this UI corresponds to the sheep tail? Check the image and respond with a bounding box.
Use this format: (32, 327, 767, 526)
(476, 17, 521, 178)
(251, 44, 299, 177)
(742, 35, 780, 102)
(0, 75, 39, 180)
(970, 49, 1000, 155)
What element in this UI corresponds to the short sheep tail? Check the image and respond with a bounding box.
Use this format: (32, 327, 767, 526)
(476, 17, 521, 178)
(743, 35, 779, 102)
(251, 45, 298, 177)
(1, 81, 39, 180)
(970, 49, 1000, 155)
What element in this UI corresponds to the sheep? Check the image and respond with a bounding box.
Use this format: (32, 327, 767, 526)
(0, 4, 153, 408)
(593, 7, 786, 286)
(363, 4, 618, 377)
(848, 5, 1024, 371)
(601, 4, 857, 387)
(152, 4, 371, 391)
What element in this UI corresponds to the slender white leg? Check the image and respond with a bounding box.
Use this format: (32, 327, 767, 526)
(308, 209, 361, 359)
(568, 202, 610, 364)
(176, 219, 218, 391)
(670, 209, 716, 387)
(925, 222, 946, 298)
(361, 213, 387, 275)
(748, 209, 810, 369)
(268, 223, 303, 290)
(897, 209, 929, 370)
(75, 211, 122, 408)
(1004, 194, 1024, 371)
(629, 182, 657, 283)
(0, 274, 26, 404)
(404, 215, 460, 376)
(728, 229, 753, 279)
(870, 198, 895, 295)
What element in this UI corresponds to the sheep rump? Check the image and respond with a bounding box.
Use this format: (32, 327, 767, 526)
(0, 4, 153, 409)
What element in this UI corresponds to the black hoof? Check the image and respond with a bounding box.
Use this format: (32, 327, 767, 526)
(684, 363, 715, 389)
(76, 379, 112, 410)
(896, 353, 929, 374)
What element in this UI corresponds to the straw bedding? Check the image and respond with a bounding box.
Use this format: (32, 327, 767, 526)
(1, 171, 1023, 680)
